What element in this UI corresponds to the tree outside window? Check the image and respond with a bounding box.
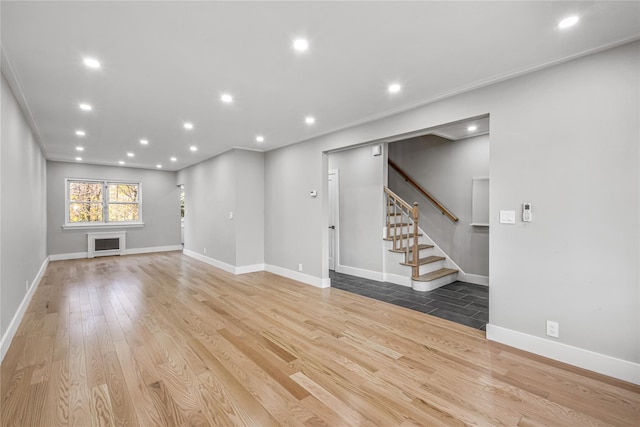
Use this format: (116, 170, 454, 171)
(67, 179, 141, 225)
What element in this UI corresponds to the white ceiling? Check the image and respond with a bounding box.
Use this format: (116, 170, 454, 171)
(2, 1, 639, 171)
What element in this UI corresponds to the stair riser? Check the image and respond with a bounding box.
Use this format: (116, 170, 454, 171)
(403, 249, 435, 263)
(417, 260, 445, 275)
(412, 272, 458, 292)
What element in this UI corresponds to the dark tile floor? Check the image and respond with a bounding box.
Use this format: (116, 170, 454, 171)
(330, 271, 488, 330)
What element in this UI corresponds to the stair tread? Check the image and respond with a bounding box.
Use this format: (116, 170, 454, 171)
(413, 268, 458, 282)
(387, 213, 402, 216)
(389, 244, 434, 253)
(383, 233, 422, 241)
(388, 223, 410, 227)
(400, 255, 445, 267)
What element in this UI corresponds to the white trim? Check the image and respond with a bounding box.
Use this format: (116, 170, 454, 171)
(0, 256, 49, 363)
(235, 263, 266, 275)
(265, 264, 330, 288)
(417, 225, 468, 279)
(184, 250, 331, 286)
(412, 273, 458, 292)
(383, 272, 412, 287)
(463, 274, 489, 286)
(49, 245, 183, 261)
(62, 222, 144, 230)
(183, 249, 236, 274)
(88, 231, 126, 258)
(49, 252, 88, 261)
(124, 245, 183, 255)
(266, 35, 640, 154)
(1, 47, 46, 151)
(336, 263, 384, 282)
(183, 250, 264, 275)
(64, 178, 142, 227)
(486, 324, 640, 385)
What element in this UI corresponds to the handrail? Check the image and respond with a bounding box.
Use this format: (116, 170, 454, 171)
(384, 187, 413, 212)
(388, 159, 459, 222)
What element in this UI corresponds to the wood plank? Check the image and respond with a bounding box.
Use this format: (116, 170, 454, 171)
(0, 252, 637, 426)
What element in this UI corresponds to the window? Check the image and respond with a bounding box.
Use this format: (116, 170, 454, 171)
(65, 179, 142, 227)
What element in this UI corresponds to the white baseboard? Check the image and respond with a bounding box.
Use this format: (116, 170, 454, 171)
(486, 324, 640, 385)
(183, 251, 330, 287)
(383, 273, 411, 287)
(183, 250, 267, 276)
(235, 263, 266, 274)
(459, 273, 489, 286)
(124, 245, 183, 255)
(265, 264, 330, 288)
(49, 252, 87, 261)
(183, 249, 236, 274)
(0, 256, 49, 363)
(336, 264, 384, 282)
(50, 245, 183, 261)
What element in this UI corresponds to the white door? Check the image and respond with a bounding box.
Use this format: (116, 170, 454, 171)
(328, 170, 339, 271)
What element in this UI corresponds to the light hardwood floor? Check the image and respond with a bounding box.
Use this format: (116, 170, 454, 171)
(1, 252, 638, 426)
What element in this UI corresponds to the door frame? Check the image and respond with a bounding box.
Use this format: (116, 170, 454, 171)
(328, 169, 340, 271)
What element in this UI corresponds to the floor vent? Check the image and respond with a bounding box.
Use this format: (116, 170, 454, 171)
(87, 232, 126, 258)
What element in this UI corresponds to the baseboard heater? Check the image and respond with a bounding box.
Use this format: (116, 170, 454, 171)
(87, 232, 126, 258)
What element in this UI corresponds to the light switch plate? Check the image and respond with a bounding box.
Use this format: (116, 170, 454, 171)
(500, 210, 516, 224)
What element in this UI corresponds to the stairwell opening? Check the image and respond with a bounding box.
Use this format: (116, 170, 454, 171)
(325, 114, 490, 331)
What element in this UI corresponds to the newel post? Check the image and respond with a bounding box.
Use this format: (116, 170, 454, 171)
(412, 202, 419, 278)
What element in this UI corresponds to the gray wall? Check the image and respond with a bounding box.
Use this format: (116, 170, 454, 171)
(178, 149, 264, 267)
(328, 145, 385, 272)
(389, 134, 490, 276)
(1, 73, 48, 338)
(47, 161, 181, 255)
(234, 150, 265, 267)
(264, 42, 639, 364)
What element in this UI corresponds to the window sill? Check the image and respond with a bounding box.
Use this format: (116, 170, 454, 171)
(62, 222, 144, 230)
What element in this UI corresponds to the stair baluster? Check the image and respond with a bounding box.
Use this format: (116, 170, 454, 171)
(384, 187, 420, 278)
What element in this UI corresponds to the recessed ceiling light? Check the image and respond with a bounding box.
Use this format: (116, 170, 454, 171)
(305, 116, 315, 125)
(156, 164, 162, 169)
(127, 152, 134, 157)
(220, 94, 233, 103)
(170, 157, 177, 162)
(467, 125, 477, 132)
(118, 161, 125, 165)
(293, 38, 309, 52)
(140, 139, 149, 145)
(79, 103, 92, 111)
(190, 146, 198, 152)
(256, 135, 265, 143)
(558, 16, 579, 29)
(75, 130, 86, 136)
(75, 157, 82, 161)
(83, 57, 101, 69)
(76, 146, 84, 151)
(388, 83, 402, 93)
(184, 122, 194, 130)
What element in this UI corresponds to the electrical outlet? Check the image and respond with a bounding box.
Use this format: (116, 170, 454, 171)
(229, 211, 233, 219)
(546, 320, 559, 338)
(298, 263, 303, 272)
(25, 280, 29, 291)
(203, 248, 207, 254)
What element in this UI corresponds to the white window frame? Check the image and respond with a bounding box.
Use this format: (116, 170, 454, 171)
(63, 178, 144, 229)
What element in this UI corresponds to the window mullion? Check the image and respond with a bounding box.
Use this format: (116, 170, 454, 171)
(103, 182, 108, 223)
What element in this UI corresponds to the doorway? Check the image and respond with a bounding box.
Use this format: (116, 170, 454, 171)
(328, 169, 339, 271)
(180, 185, 185, 245)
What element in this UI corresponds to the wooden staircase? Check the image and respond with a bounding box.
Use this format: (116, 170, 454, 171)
(384, 187, 458, 289)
